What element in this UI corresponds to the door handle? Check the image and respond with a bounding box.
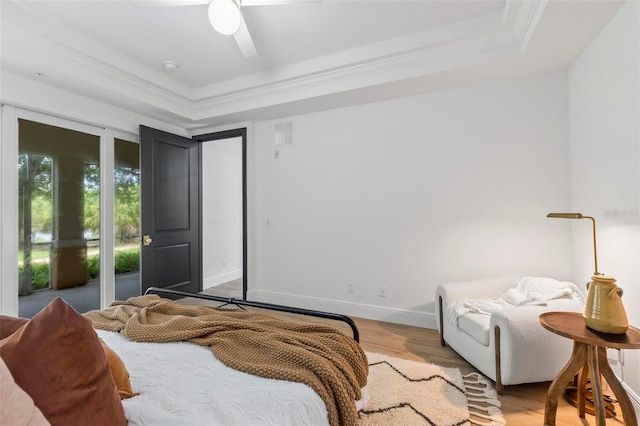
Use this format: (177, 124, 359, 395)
(143, 235, 153, 246)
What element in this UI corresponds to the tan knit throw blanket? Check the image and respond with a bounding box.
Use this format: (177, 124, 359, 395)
(85, 295, 368, 426)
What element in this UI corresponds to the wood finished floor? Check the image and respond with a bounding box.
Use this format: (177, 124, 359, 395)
(179, 283, 627, 426)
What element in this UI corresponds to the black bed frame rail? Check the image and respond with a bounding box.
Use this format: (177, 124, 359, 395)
(144, 287, 360, 342)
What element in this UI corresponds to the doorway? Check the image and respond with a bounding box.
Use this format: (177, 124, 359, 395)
(195, 129, 247, 300)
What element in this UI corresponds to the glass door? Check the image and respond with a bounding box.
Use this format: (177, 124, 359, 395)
(14, 118, 140, 317)
(114, 138, 140, 301)
(18, 119, 101, 317)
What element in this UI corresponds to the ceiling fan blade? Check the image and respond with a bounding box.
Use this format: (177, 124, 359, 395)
(233, 16, 258, 58)
(128, 0, 208, 8)
(241, 0, 321, 6)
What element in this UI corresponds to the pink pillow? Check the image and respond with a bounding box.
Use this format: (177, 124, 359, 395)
(0, 357, 50, 425)
(0, 298, 127, 426)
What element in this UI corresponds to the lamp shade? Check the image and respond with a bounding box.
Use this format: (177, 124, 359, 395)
(546, 213, 584, 219)
(208, 0, 242, 36)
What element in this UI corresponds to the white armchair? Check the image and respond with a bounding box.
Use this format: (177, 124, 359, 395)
(435, 277, 584, 394)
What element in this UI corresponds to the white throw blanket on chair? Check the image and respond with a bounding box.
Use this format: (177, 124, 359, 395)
(447, 277, 584, 326)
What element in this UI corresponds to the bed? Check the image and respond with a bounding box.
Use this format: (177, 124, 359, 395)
(0, 288, 368, 426)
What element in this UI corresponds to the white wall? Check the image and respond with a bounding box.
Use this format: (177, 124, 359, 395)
(250, 72, 573, 327)
(202, 137, 244, 288)
(569, 0, 640, 407)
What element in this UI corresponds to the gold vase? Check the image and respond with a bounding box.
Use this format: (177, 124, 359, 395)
(583, 275, 629, 334)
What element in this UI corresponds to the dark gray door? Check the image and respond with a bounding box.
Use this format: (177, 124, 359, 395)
(140, 126, 200, 295)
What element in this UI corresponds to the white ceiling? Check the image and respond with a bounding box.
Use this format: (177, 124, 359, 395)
(0, 0, 625, 130)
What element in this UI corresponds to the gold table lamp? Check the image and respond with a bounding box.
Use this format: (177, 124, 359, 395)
(547, 213, 628, 334)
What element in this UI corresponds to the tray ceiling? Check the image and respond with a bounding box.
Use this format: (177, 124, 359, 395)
(0, 0, 625, 129)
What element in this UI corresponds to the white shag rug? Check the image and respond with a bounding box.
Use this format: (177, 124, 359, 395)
(359, 352, 505, 426)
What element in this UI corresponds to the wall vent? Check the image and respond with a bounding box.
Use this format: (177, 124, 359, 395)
(274, 121, 294, 146)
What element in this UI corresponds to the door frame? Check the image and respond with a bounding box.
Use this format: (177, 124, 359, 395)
(193, 128, 248, 300)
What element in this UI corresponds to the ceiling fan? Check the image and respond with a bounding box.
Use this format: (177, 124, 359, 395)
(133, 0, 320, 58)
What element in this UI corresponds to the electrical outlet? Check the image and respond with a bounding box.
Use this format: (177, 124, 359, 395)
(346, 282, 355, 293)
(378, 286, 387, 297)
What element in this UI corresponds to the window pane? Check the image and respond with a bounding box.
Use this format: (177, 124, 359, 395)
(114, 138, 141, 300)
(18, 119, 100, 317)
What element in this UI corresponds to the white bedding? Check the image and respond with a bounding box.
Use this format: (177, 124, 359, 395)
(96, 329, 331, 426)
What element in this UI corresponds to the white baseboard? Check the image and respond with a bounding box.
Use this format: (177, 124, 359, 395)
(203, 270, 242, 289)
(623, 381, 640, 423)
(247, 289, 435, 329)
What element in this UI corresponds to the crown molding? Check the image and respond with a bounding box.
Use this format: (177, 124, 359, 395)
(1, 0, 547, 125)
(0, 20, 194, 114)
(512, 0, 549, 51)
(190, 31, 521, 120)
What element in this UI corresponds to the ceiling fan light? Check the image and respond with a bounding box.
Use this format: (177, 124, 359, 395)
(208, 0, 242, 36)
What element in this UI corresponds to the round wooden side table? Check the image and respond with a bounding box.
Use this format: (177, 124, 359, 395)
(539, 311, 640, 426)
